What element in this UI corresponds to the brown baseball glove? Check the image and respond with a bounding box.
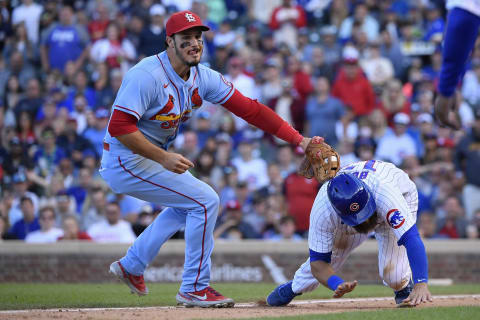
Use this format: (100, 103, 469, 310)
(298, 137, 340, 183)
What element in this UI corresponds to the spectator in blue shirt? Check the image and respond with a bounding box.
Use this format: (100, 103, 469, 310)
(67, 167, 95, 213)
(138, 4, 166, 59)
(423, 3, 445, 42)
(8, 196, 40, 240)
(195, 111, 217, 149)
(56, 117, 95, 168)
(305, 77, 346, 148)
(33, 126, 66, 178)
(40, 5, 89, 73)
(14, 77, 43, 118)
(61, 71, 96, 112)
(83, 108, 109, 158)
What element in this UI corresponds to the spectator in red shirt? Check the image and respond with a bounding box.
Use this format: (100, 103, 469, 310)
(436, 196, 468, 239)
(87, 2, 111, 42)
(286, 55, 314, 101)
(268, 77, 306, 134)
(269, 0, 307, 51)
(332, 46, 376, 117)
(59, 214, 92, 240)
(283, 146, 319, 235)
(16, 110, 36, 147)
(379, 79, 411, 126)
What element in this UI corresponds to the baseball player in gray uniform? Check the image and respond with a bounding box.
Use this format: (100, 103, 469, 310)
(267, 160, 433, 307)
(101, 10, 314, 307)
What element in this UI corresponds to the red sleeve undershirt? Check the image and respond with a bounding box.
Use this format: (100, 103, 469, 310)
(222, 89, 303, 145)
(108, 109, 138, 137)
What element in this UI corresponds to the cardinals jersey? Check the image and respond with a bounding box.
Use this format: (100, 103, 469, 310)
(103, 51, 234, 153)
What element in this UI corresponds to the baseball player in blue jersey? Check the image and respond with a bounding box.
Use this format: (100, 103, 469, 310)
(267, 160, 433, 307)
(435, 0, 480, 129)
(101, 10, 316, 307)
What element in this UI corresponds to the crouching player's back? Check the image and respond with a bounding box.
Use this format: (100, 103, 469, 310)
(267, 160, 433, 308)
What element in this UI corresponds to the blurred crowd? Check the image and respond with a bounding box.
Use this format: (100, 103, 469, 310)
(0, 0, 480, 244)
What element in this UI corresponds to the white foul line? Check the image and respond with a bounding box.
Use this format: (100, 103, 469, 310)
(260, 255, 288, 284)
(0, 295, 478, 314)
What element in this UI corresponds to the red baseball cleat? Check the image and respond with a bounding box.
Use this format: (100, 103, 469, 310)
(109, 261, 148, 296)
(176, 286, 235, 308)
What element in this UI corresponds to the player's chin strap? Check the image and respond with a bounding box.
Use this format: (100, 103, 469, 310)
(397, 225, 428, 284)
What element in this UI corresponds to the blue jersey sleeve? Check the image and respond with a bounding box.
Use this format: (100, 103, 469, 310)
(398, 225, 429, 284)
(112, 67, 158, 119)
(201, 67, 235, 105)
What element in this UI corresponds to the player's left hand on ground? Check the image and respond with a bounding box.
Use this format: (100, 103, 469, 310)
(333, 280, 357, 298)
(401, 283, 433, 306)
(434, 94, 461, 130)
(298, 137, 340, 184)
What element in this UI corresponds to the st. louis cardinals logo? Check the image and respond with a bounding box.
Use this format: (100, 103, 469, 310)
(185, 12, 196, 22)
(150, 95, 187, 129)
(386, 209, 405, 229)
(150, 95, 175, 120)
(191, 88, 202, 109)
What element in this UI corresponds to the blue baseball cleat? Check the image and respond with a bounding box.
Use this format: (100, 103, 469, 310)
(394, 279, 414, 307)
(266, 281, 302, 306)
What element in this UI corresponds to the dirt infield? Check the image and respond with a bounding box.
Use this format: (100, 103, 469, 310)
(1, 295, 479, 320)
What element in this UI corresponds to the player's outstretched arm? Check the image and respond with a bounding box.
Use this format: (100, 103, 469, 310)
(222, 89, 308, 146)
(310, 260, 358, 299)
(116, 131, 194, 174)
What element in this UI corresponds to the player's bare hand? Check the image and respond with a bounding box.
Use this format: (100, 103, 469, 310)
(401, 283, 433, 306)
(161, 152, 194, 174)
(333, 280, 357, 298)
(434, 94, 461, 130)
(299, 136, 324, 152)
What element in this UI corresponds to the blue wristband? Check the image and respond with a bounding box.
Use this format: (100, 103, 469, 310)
(327, 275, 345, 291)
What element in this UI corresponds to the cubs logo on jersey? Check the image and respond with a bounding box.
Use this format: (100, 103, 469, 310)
(191, 88, 202, 108)
(386, 209, 405, 229)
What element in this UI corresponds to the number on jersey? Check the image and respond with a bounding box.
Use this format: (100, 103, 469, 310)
(350, 160, 377, 180)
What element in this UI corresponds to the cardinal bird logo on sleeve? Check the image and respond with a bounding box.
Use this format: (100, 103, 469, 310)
(150, 95, 175, 120)
(191, 88, 202, 109)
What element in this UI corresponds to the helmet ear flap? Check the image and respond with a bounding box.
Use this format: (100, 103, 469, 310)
(353, 211, 378, 233)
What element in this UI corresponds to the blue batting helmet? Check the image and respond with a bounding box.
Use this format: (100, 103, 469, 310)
(326, 173, 376, 226)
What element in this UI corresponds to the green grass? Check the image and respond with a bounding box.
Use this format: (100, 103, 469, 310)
(235, 306, 480, 320)
(0, 283, 479, 310)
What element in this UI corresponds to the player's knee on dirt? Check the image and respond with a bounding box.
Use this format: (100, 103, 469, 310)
(384, 275, 410, 291)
